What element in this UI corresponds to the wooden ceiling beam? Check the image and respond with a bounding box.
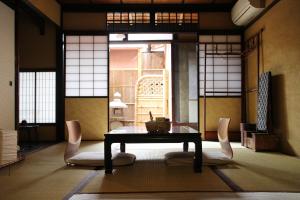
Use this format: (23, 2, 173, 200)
(62, 3, 234, 12)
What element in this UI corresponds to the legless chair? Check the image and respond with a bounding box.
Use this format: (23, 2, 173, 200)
(64, 120, 136, 167)
(165, 118, 233, 166)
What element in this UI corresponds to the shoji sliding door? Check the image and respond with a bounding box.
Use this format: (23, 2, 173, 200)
(198, 34, 242, 139)
(64, 34, 109, 140)
(65, 35, 108, 97)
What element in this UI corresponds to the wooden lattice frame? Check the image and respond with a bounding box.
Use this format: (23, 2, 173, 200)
(135, 72, 168, 125)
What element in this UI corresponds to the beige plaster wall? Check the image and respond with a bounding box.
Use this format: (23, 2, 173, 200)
(65, 98, 108, 140)
(199, 98, 241, 134)
(245, 0, 300, 156)
(0, 2, 15, 130)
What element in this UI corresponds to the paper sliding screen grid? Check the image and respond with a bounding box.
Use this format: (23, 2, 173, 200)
(107, 12, 150, 25)
(155, 12, 198, 24)
(19, 72, 35, 123)
(36, 72, 56, 123)
(19, 72, 56, 123)
(199, 35, 242, 97)
(65, 35, 108, 97)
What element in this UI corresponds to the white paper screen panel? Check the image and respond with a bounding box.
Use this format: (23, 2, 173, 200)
(19, 72, 35, 123)
(199, 35, 242, 97)
(19, 72, 56, 123)
(36, 72, 56, 123)
(65, 35, 108, 97)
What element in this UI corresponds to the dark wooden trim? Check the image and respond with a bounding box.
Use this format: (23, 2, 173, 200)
(107, 34, 110, 131)
(196, 33, 200, 131)
(246, 0, 281, 29)
(62, 170, 99, 200)
(109, 40, 183, 44)
(63, 30, 243, 36)
(63, 30, 109, 35)
(109, 28, 198, 33)
(64, 96, 109, 99)
(63, 34, 67, 103)
(210, 165, 244, 192)
(62, 3, 234, 13)
(56, 26, 65, 141)
(241, 31, 246, 123)
(205, 131, 241, 142)
(203, 44, 207, 138)
(197, 29, 243, 35)
(200, 95, 242, 98)
(19, 69, 56, 72)
(18, 123, 56, 126)
(62, 34, 67, 136)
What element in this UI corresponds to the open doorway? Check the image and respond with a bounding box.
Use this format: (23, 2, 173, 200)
(109, 34, 172, 130)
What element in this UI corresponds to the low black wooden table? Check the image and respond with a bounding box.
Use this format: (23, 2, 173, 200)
(18, 124, 39, 144)
(104, 126, 202, 174)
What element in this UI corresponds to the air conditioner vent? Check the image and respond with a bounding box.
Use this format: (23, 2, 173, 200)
(231, 0, 265, 26)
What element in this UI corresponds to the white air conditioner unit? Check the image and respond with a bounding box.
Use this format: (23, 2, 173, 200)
(231, 0, 265, 26)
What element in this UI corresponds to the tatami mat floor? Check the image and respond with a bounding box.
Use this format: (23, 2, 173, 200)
(1, 141, 300, 200)
(70, 192, 300, 200)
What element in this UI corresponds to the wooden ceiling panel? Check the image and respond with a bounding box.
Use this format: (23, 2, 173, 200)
(214, 0, 236, 3)
(57, 0, 92, 4)
(184, 0, 212, 3)
(91, 0, 121, 4)
(153, 0, 183, 4)
(57, 0, 237, 4)
(122, 0, 152, 4)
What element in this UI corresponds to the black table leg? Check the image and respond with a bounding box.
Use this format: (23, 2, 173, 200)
(104, 139, 113, 174)
(120, 142, 125, 152)
(27, 129, 31, 144)
(183, 142, 189, 152)
(194, 140, 202, 173)
(34, 127, 38, 143)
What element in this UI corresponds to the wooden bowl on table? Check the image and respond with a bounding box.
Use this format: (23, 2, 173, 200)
(157, 121, 171, 133)
(145, 121, 158, 134)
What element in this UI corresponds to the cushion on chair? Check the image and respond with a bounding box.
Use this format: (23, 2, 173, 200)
(67, 152, 104, 166)
(164, 151, 232, 166)
(113, 152, 136, 166)
(203, 151, 232, 165)
(164, 152, 194, 166)
(66, 152, 136, 167)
